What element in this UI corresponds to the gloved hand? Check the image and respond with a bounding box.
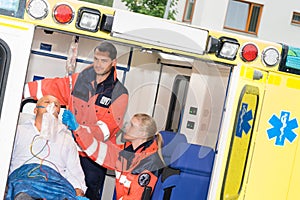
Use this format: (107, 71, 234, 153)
(62, 110, 79, 131)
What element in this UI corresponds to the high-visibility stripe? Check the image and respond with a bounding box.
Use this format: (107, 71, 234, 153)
(97, 120, 110, 141)
(95, 141, 107, 165)
(119, 174, 131, 188)
(115, 171, 121, 179)
(23, 84, 31, 98)
(36, 80, 43, 99)
(119, 175, 126, 184)
(80, 125, 91, 133)
(85, 138, 98, 157)
(123, 178, 131, 188)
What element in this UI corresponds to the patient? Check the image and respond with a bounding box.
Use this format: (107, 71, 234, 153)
(6, 95, 87, 200)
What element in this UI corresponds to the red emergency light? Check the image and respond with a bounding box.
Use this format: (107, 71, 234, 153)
(53, 3, 74, 24)
(240, 43, 258, 62)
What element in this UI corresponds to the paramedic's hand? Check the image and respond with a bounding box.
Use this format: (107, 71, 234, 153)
(62, 110, 79, 131)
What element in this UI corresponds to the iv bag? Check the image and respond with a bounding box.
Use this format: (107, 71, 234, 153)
(66, 36, 78, 75)
(40, 103, 59, 141)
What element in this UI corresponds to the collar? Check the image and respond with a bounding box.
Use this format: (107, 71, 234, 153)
(95, 67, 116, 88)
(118, 139, 157, 170)
(80, 65, 117, 84)
(124, 139, 154, 153)
(119, 139, 155, 168)
(72, 66, 117, 101)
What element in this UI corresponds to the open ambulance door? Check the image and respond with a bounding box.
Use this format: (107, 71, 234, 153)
(0, 17, 34, 198)
(211, 65, 267, 200)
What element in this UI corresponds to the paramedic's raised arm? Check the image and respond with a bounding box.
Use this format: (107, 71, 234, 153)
(23, 74, 78, 106)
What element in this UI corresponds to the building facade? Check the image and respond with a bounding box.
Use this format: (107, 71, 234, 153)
(113, 0, 300, 47)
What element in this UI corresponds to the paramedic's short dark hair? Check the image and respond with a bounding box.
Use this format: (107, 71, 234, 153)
(94, 41, 117, 60)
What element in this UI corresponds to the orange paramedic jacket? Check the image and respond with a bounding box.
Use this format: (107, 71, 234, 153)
(72, 130, 165, 200)
(24, 66, 128, 148)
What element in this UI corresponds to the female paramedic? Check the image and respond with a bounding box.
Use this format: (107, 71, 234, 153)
(62, 111, 165, 199)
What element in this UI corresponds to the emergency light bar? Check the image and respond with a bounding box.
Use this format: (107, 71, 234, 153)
(240, 43, 258, 62)
(219, 42, 239, 60)
(278, 45, 300, 75)
(261, 47, 280, 66)
(286, 47, 300, 69)
(26, 0, 49, 20)
(76, 7, 101, 32)
(206, 36, 240, 60)
(100, 14, 114, 32)
(111, 10, 208, 55)
(217, 37, 239, 60)
(53, 3, 74, 24)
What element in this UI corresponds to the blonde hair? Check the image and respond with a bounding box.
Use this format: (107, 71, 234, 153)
(133, 113, 165, 163)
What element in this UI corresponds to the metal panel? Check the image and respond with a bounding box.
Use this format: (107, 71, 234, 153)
(111, 10, 208, 55)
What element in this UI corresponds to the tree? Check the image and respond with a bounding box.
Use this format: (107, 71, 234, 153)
(120, 0, 178, 20)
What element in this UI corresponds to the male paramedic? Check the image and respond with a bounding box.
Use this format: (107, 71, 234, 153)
(23, 41, 129, 200)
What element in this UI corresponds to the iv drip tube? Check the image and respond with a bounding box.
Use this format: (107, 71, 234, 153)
(66, 36, 79, 110)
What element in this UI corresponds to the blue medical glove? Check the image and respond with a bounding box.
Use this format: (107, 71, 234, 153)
(62, 110, 79, 131)
(76, 196, 89, 200)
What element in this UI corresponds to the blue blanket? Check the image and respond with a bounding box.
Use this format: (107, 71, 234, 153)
(6, 163, 87, 200)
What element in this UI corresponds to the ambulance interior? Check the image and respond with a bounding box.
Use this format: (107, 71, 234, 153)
(15, 27, 232, 199)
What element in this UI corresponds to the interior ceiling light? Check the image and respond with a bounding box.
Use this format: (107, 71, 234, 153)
(261, 47, 280, 66)
(53, 3, 74, 24)
(240, 43, 259, 62)
(26, 0, 49, 20)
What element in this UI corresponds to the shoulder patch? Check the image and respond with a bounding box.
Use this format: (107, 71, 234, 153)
(138, 173, 151, 186)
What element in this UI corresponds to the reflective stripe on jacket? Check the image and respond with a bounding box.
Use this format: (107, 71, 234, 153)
(75, 135, 165, 200)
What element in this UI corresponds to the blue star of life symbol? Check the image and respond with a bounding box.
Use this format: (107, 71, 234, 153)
(267, 111, 298, 146)
(236, 103, 253, 138)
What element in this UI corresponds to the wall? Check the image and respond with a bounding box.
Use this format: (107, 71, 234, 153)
(190, 0, 300, 47)
(258, 0, 300, 46)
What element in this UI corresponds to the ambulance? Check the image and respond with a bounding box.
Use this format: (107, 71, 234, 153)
(0, 0, 300, 199)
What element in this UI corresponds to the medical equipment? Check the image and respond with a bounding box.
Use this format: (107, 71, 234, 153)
(66, 36, 79, 110)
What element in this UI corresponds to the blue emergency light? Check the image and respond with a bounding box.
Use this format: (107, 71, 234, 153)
(286, 46, 300, 70)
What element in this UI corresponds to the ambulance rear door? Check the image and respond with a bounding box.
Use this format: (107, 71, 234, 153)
(0, 17, 34, 198)
(245, 71, 300, 200)
(209, 64, 268, 200)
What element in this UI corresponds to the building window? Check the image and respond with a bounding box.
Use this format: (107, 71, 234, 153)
(291, 12, 300, 25)
(183, 0, 196, 22)
(224, 0, 263, 35)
